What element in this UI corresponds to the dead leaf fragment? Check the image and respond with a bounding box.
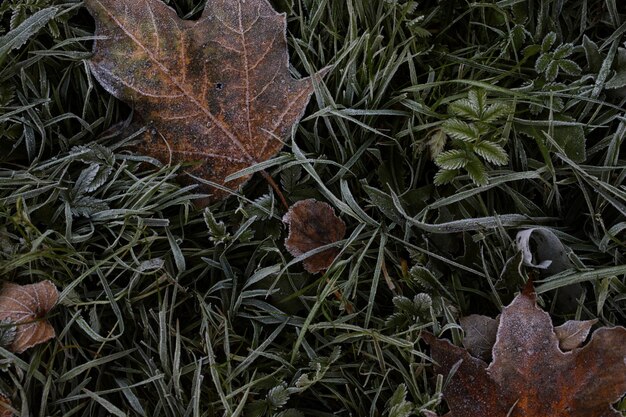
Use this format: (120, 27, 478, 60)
(424, 282, 626, 417)
(283, 199, 346, 274)
(515, 227, 573, 273)
(86, 0, 319, 200)
(459, 314, 499, 361)
(0, 394, 11, 417)
(554, 319, 598, 351)
(0, 281, 59, 353)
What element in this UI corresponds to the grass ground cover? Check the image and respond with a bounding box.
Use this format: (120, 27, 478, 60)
(0, 0, 625, 416)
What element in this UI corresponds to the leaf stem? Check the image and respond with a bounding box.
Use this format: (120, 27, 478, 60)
(259, 170, 289, 210)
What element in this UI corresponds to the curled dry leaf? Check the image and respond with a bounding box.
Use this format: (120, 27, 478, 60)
(0, 281, 59, 353)
(515, 227, 573, 273)
(86, 0, 320, 201)
(424, 281, 626, 417)
(283, 199, 346, 274)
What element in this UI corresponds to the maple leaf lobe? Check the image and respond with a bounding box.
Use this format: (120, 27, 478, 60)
(86, 0, 318, 200)
(425, 284, 626, 417)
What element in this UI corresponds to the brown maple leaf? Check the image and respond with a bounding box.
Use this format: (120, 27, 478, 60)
(0, 281, 59, 353)
(86, 0, 319, 200)
(283, 199, 346, 274)
(423, 282, 626, 417)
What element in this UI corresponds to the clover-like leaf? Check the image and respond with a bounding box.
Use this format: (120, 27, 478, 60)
(86, 0, 320, 201)
(423, 282, 626, 417)
(0, 280, 59, 353)
(283, 199, 346, 274)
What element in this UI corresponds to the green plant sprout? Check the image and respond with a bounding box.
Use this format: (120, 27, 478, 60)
(433, 89, 512, 186)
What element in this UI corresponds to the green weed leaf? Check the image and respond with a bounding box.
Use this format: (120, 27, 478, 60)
(435, 150, 469, 170)
(473, 141, 509, 165)
(441, 119, 480, 142)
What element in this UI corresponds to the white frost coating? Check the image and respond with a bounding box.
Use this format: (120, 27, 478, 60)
(515, 227, 572, 272)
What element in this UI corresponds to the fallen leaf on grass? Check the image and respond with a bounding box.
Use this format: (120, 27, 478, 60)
(423, 281, 626, 417)
(0, 281, 59, 353)
(283, 199, 346, 274)
(86, 0, 319, 200)
(459, 314, 499, 362)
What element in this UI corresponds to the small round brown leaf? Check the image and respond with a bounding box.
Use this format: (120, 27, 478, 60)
(283, 199, 346, 274)
(0, 281, 59, 353)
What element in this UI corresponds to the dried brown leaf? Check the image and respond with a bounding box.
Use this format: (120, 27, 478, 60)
(554, 319, 598, 351)
(283, 199, 346, 274)
(424, 282, 626, 417)
(86, 0, 319, 201)
(0, 281, 58, 353)
(459, 314, 499, 361)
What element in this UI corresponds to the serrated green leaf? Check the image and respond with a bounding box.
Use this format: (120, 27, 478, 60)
(535, 53, 552, 73)
(433, 168, 459, 185)
(69, 195, 110, 217)
(464, 157, 488, 186)
(391, 296, 415, 313)
(473, 141, 509, 165)
(389, 402, 414, 417)
(510, 25, 527, 50)
(409, 266, 436, 289)
(74, 163, 100, 195)
(553, 43, 573, 60)
(387, 384, 414, 417)
(435, 149, 470, 170)
(267, 384, 290, 410)
(71, 143, 116, 166)
(280, 165, 302, 195)
(468, 89, 487, 113)
(244, 193, 275, 220)
(87, 165, 112, 193)
(558, 59, 582, 76)
(481, 102, 511, 123)
(441, 119, 480, 142)
(545, 61, 559, 82)
(448, 98, 480, 120)
(523, 44, 541, 58)
(541, 31, 557, 52)
(0, 7, 57, 60)
(203, 208, 230, 244)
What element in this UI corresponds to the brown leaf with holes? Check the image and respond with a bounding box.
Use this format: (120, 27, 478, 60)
(283, 199, 346, 274)
(423, 281, 626, 417)
(0, 281, 58, 353)
(86, 0, 319, 201)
